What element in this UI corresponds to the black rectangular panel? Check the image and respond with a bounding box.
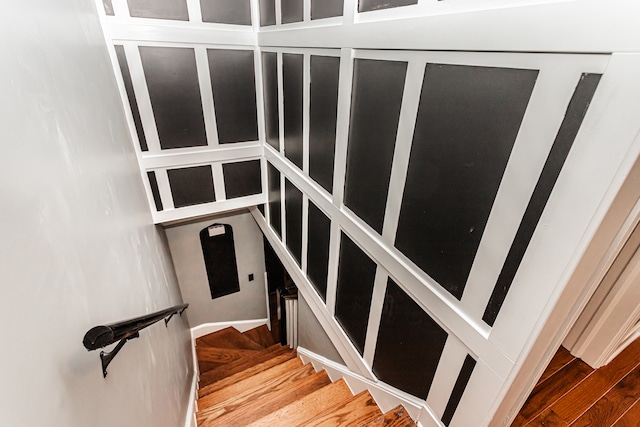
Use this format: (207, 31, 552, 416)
(207, 49, 258, 144)
(222, 160, 262, 199)
(335, 232, 376, 354)
(201, 0, 251, 25)
(282, 0, 303, 23)
(147, 171, 163, 211)
(309, 55, 340, 193)
(259, 0, 276, 26)
(127, 0, 189, 20)
(372, 279, 448, 399)
(395, 64, 538, 299)
(200, 224, 240, 299)
(167, 165, 215, 208)
(262, 52, 280, 151)
(285, 179, 303, 266)
(139, 46, 207, 150)
(441, 355, 477, 426)
(312, 0, 343, 19)
(103, 0, 115, 15)
(283, 54, 304, 169)
(307, 202, 331, 301)
(359, 0, 417, 12)
(482, 73, 601, 326)
(114, 45, 147, 151)
(268, 163, 282, 237)
(344, 59, 407, 234)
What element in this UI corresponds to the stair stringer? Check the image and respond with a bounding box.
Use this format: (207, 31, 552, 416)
(297, 346, 428, 424)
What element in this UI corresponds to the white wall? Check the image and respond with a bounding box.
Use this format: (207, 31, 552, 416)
(0, 1, 193, 427)
(165, 210, 268, 327)
(298, 294, 345, 365)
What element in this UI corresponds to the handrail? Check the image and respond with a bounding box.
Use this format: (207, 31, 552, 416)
(83, 303, 188, 377)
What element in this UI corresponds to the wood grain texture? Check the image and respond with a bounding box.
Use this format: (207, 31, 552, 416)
(363, 405, 417, 426)
(612, 400, 640, 426)
(244, 379, 354, 427)
(196, 346, 261, 374)
(243, 324, 277, 348)
(196, 326, 265, 350)
(305, 390, 384, 427)
(539, 347, 576, 384)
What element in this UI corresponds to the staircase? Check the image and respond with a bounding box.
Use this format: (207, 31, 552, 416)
(195, 325, 416, 426)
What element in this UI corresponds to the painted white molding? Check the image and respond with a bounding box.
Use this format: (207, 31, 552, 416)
(297, 346, 426, 421)
(153, 193, 266, 224)
(184, 331, 199, 427)
(190, 318, 269, 339)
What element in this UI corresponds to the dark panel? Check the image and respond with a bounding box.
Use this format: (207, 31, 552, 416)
(127, 0, 189, 20)
(335, 233, 377, 354)
(147, 171, 163, 211)
(311, 0, 343, 19)
(200, 0, 251, 25)
(103, 0, 115, 15)
(441, 355, 477, 426)
(309, 55, 340, 193)
(114, 45, 148, 151)
(222, 160, 262, 199)
(395, 64, 538, 299)
(258, 204, 265, 216)
(259, 0, 276, 26)
(262, 52, 280, 151)
(282, 0, 303, 23)
(139, 46, 207, 150)
(482, 73, 602, 326)
(207, 49, 258, 144)
(264, 236, 285, 293)
(359, 0, 417, 12)
(344, 59, 407, 234)
(200, 224, 240, 299)
(372, 279, 448, 398)
(285, 179, 303, 266)
(307, 202, 331, 301)
(268, 163, 282, 237)
(283, 54, 304, 169)
(167, 165, 215, 208)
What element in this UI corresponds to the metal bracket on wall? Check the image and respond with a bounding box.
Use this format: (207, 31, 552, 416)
(100, 332, 140, 378)
(164, 306, 188, 327)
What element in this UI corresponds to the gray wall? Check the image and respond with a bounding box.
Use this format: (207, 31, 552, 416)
(298, 295, 345, 365)
(0, 1, 193, 427)
(165, 210, 268, 327)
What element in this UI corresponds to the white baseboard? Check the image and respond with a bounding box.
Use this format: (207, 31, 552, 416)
(184, 329, 199, 427)
(190, 318, 269, 340)
(297, 346, 430, 422)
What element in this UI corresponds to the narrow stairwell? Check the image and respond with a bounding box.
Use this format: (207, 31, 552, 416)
(195, 326, 416, 426)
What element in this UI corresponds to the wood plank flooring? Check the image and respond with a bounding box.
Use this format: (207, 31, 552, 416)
(512, 337, 640, 426)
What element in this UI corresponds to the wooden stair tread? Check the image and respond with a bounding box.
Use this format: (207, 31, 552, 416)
(199, 369, 332, 427)
(199, 344, 290, 387)
(305, 390, 384, 426)
(363, 405, 416, 426)
(244, 379, 354, 427)
(196, 327, 265, 351)
(196, 346, 262, 374)
(612, 399, 640, 426)
(198, 349, 298, 398)
(243, 324, 277, 348)
(197, 357, 304, 408)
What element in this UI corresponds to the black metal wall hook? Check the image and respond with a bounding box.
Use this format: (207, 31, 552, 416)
(100, 332, 139, 378)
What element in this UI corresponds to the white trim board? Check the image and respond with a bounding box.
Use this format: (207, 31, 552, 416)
(190, 318, 269, 339)
(184, 332, 199, 427)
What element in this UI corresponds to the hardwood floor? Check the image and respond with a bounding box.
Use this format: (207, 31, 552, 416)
(512, 337, 640, 426)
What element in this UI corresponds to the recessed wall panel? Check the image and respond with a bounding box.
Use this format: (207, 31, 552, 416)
(395, 64, 538, 299)
(285, 180, 303, 266)
(268, 163, 282, 237)
(127, 0, 189, 20)
(309, 55, 340, 193)
(262, 52, 279, 151)
(359, 0, 417, 12)
(372, 279, 448, 398)
(207, 49, 258, 144)
(335, 233, 377, 354)
(307, 202, 331, 301)
(282, 0, 303, 23)
(167, 165, 215, 208)
(259, 0, 276, 26)
(139, 46, 207, 150)
(482, 73, 602, 326)
(283, 54, 304, 169)
(344, 59, 407, 234)
(312, 0, 344, 19)
(441, 355, 477, 426)
(222, 160, 262, 199)
(201, 0, 252, 25)
(114, 45, 147, 151)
